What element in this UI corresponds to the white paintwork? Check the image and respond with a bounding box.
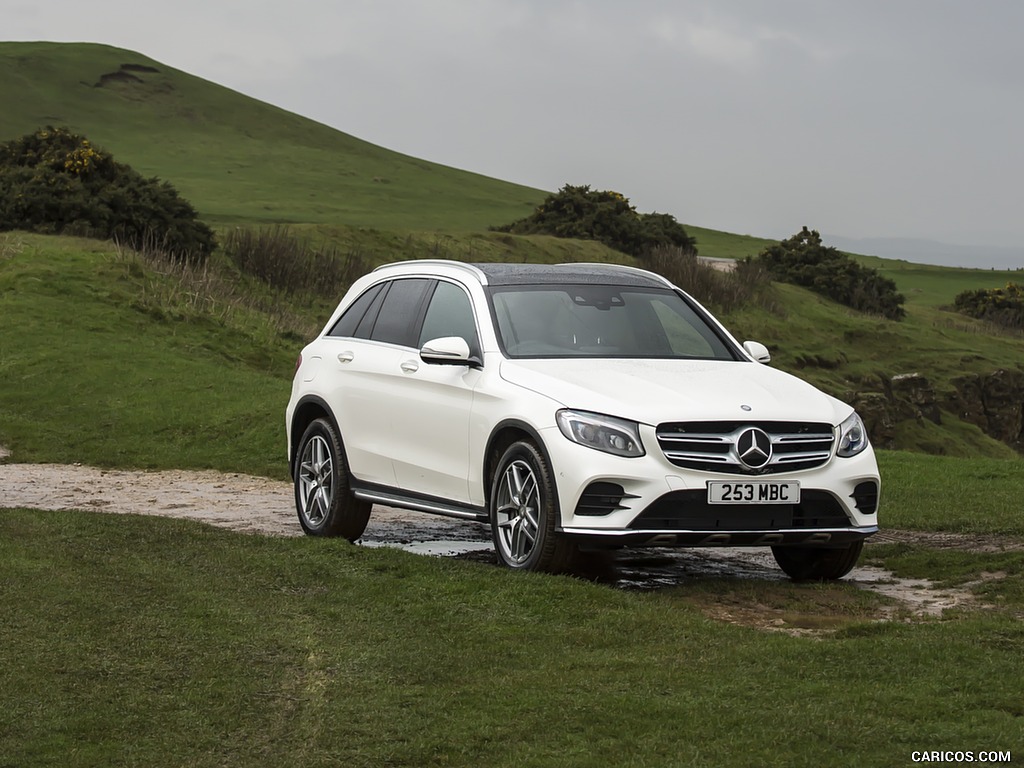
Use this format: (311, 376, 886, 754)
(286, 260, 880, 545)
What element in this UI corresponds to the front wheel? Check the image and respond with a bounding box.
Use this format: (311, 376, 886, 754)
(489, 440, 573, 573)
(771, 541, 864, 581)
(294, 418, 371, 541)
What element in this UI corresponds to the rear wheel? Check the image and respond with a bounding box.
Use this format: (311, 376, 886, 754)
(489, 440, 574, 573)
(294, 418, 371, 541)
(771, 541, 864, 581)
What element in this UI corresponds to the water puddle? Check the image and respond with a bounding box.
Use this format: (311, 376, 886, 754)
(357, 511, 985, 627)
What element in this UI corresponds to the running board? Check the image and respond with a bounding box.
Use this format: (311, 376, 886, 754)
(353, 488, 489, 523)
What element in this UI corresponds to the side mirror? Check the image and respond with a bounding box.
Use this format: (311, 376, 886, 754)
(420, 336, 481, 367)
(743, 340, 771, 364)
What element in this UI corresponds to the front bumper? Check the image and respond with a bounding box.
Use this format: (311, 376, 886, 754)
(543, 423, 880, 548)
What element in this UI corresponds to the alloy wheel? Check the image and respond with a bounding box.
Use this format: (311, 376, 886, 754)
(298, 434, 334, 527)
(494, 458, 540, 564)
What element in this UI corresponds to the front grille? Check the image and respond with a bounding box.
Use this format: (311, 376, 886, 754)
(629, 489, 852, 531)
(656, 421, 835, 474)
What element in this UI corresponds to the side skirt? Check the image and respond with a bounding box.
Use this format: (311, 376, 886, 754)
(351, 481, 489, 523)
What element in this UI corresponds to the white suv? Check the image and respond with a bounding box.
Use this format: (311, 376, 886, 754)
(286, 260, 879, 579)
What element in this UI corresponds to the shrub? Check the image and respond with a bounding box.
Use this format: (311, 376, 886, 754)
(493, 184, 696, 258)
(751, 227, 905, 320)
(223, 226, 369, 295)
(954, 283, 1024, 330)
(0, 126, 215, 259)
(645, 246, 774, 314)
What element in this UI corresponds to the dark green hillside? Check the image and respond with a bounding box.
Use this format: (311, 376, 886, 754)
(0, 41, 544, 230)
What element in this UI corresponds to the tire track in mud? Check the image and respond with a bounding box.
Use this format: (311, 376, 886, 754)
(0, 460, 1006, 630)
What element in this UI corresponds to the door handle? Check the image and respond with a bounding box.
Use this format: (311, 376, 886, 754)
(337, 351, 354, 363)
(400, 360, 420, 373)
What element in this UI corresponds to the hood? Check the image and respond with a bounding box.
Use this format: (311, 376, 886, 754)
(499, 358, 850, 426)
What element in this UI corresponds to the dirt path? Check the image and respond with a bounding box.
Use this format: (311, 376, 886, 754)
(0, 460, 1003, 630)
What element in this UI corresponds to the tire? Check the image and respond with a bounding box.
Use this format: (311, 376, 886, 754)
(771, 541, 864, 581)
(489, 440, 574, 573)
(294, 418, 371, 541)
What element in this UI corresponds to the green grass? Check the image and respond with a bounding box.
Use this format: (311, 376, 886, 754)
(877, 451, 1024, 535)
(684, 224, 776, 260)
(854, 253, 1024, 310)
(2, 509, 1022, 767)
(0, 234, 295, 476)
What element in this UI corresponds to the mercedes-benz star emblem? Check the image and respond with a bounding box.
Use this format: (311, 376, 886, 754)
(737, 427, 772, 470)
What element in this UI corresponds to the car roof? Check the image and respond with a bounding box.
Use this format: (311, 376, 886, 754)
(372, 260, 674, 289)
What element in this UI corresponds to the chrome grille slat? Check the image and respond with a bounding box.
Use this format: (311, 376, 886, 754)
(656, 434, 730, 443)
(773, 452, 831, 464)
(664, 451, 732, 463)
(657, 421, 835, 475)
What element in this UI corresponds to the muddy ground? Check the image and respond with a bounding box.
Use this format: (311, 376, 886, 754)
(0, 460, 1012, 634)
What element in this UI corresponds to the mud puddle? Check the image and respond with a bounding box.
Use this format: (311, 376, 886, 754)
(449, 539, 983, 621)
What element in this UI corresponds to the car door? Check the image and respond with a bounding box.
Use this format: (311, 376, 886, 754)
(319, 278, 431, 488)
(389, 279, 481, 505)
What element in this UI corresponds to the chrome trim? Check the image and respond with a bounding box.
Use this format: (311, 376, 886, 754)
(656, 424, 836, 474)
(353, 489, 488, 521)
(558, 525, 878, 539)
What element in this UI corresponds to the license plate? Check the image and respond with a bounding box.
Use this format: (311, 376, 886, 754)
(707, 481, 800, 504)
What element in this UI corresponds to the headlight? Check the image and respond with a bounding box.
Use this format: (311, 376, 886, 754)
(556, 409, 645, 458)
(837, 411, 869, 457)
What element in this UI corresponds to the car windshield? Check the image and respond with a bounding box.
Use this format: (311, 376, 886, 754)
(489, 284, 737, 360)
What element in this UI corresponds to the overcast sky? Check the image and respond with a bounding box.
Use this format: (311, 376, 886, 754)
(7, 0, 1024, 259)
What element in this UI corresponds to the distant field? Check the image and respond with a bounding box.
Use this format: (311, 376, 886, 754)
(868, 257, 1024, 309)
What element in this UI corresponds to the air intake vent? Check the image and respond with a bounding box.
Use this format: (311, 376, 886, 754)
(851, 481, 879, 515)
(574, 482, 637, 516)
(656, 421, 835, 475)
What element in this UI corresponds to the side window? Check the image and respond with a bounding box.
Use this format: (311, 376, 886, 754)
(369, 278, 432, 347)
(326, 283, 384, 338)
(353, 284, 388, 339)
(418, 281, 480, 354)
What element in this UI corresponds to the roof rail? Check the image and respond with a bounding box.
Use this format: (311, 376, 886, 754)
(372, 259, 489, 284)
(556, 262, 675, 289)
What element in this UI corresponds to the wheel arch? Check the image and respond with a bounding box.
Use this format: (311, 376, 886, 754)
(289, 395, 340, 476)
(483, 419, 560, 512)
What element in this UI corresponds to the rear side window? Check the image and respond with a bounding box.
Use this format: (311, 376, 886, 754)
(369, 278, 432, 347)
(326, 283, 384, 338)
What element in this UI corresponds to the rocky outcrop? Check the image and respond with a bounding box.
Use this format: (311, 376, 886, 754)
(849, 369, 1024, 452)
(947, 369, 1024, 448)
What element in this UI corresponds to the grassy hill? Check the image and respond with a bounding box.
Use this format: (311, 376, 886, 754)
(1, 41, 1023, 463)
(0, 41, 545, 231)
(0, 41, 773, 260)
